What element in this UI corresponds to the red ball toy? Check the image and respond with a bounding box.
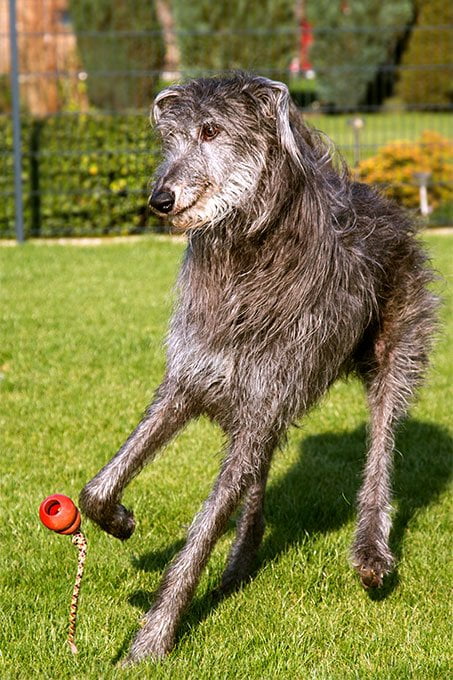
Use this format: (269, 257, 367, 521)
(39, 494, 81, 535)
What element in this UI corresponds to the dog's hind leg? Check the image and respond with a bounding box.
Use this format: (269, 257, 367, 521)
(124, 431, 276, 664)
(80, 380, 196, 539)
(352, 286, 436, 588)
(352, 381, 399, 589)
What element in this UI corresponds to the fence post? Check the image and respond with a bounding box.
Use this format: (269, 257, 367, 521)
(8, 0, 25, 243)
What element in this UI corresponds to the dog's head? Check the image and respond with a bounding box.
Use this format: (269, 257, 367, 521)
(148, 73, 304, 231)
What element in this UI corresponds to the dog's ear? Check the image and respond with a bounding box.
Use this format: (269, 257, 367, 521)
(249, 77, 303, 169)
(152, 87, 180, 124)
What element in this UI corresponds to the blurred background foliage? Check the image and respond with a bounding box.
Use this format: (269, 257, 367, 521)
(69, 0, 164, 110)
(0, 0, 451, 237)
(307, 0, 413, 110)
(172, 0, 296, 80)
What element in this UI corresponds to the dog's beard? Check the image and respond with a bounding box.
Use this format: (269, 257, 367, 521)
(170, 168, 259, 231)
(171, 195, 233, 231)
(169, 189, 217, 231)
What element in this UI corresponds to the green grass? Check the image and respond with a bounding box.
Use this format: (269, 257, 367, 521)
(304, 112, 452, 163)
(0, 234, 452, 679)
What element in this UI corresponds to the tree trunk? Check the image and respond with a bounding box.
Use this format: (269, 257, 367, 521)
(155, 0, 180, 81)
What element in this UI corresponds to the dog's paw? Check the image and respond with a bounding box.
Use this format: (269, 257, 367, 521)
(98, 503, 135, 540)
(352, 548, 394, 589)
(213, 565, 253, 600)
(356, 563, 385, 589)
(123, 617, 175, 666)
(79, 487, 135, 540)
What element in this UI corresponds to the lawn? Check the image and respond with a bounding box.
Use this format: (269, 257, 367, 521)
(304, 112, 452, 164)
(0, 234, 451, 679)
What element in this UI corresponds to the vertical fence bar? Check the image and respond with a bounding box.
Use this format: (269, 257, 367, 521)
(8, 0, 24, 243)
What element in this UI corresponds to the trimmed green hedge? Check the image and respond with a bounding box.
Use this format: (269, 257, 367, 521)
(396, 1, 453, 108)
(0, 113, 161, 238)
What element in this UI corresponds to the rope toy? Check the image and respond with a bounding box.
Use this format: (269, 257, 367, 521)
(39, 494, 87, 654)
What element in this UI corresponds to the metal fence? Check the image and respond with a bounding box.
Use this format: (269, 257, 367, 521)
(1, 0, 452, 241)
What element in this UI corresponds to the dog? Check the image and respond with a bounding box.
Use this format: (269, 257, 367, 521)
(80, 73, 437, 664)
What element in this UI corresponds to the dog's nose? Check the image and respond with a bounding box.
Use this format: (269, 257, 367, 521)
(148, 189, 175, 214)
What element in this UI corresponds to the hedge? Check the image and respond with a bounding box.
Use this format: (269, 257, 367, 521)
(0, 113, 162, 238)
(396, 1, 453, 108)
(1, 114, 452, 239)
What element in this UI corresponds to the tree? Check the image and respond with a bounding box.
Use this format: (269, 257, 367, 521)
(69, 0, 164, 110)
(396, 0, 453, 107)
(307, 0, 413, 110)
(173, 0, 296, 82)
(155, 0, 181, 80)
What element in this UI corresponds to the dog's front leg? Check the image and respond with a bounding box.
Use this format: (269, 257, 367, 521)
(124, 435, 274, 664)
(80, 382, 194, 539)
(217, 461, 271, 595)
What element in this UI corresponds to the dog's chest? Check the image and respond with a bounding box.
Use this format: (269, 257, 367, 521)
(167, 248, 371, 416)
(167, 324, 236, 415)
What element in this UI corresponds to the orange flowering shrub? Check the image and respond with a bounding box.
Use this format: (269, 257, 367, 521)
(358, 131, 453, 212)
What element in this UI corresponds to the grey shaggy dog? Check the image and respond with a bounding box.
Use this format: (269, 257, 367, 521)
(80, 73, 437, 665)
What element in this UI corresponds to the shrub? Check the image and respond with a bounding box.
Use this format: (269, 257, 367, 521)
(0, 113, 161, 238)
(69, 0, 164, 111)
(173, 0, 296, 82)
(0, 116, 31, 238)
(396, 1, 453, 108)
(358, 131, 453, 221)
(307, 0, 413, 110)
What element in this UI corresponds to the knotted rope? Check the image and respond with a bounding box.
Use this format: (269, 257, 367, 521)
(67, 530, 87, 654)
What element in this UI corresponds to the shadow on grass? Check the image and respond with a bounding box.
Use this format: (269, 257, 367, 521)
(262, 419, 452, 600)
(123, 419, 452, 657)
(131, 540, 186, 576)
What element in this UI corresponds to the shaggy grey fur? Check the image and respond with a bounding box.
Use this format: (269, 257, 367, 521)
(79, 73, 437, 665)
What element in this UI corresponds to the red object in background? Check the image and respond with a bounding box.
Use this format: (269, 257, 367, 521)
(300, 19, 313, 71)
(291, 19, 314, 75)
(39, 494, 81, 535)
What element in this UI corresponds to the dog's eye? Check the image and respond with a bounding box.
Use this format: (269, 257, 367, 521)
(200, 123, 220, 142)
